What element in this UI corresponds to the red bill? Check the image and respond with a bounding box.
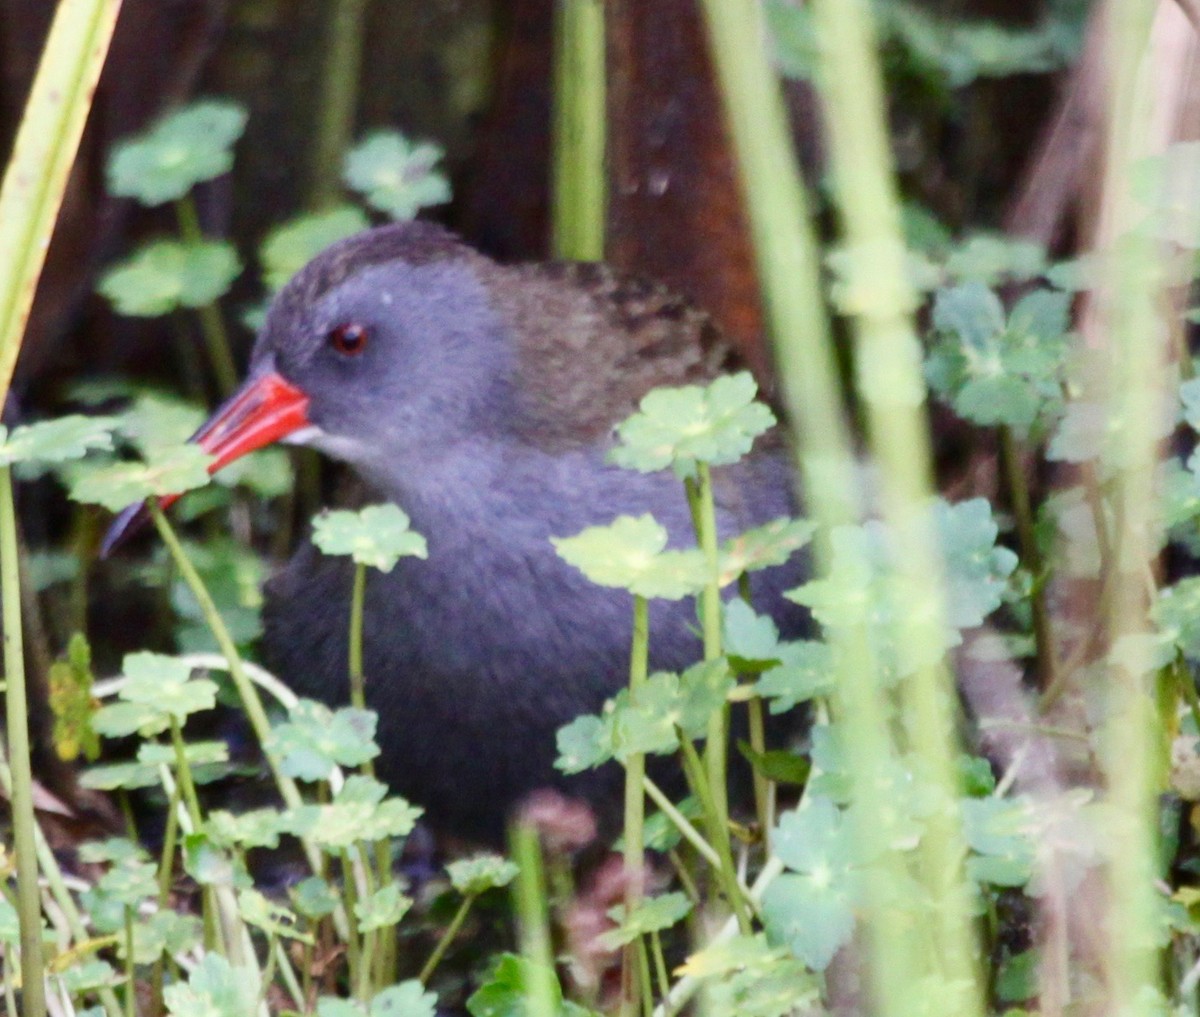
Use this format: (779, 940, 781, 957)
(101, 371, 310, 556)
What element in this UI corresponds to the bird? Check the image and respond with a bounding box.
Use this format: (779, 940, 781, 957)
(108, 220, 809, 844)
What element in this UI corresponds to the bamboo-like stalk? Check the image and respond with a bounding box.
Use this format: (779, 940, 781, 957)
(551, 0, 606, 261)
(0, 0, 123, 402)
(310, 0, 369, 208)
(805, 1, 984, 1012)
(1092, 1, 1165, 1011)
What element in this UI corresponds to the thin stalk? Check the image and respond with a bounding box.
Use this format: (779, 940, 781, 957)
(174, 197, 238, 397)
(418, 892, 476, 985)
(310, 0, 369, 207)
(349, 562, 367, 712)
(807, 0, 983, 1007)
(123, 905, 136, 1017)
(0, 0, 123, 403)
(340, 850, 363, 999)
(621, 595, 650, 1017)
(275, 938, 306, 1012)
(642, 777, 720, 869)
(551, 0, 606, 261)
(999, 426, 1058, 692)
(257, 933, 280, 1010)
(0, 466, 45, 1017)
(152, 781, 182, 1012)
(650, 929, 671, 1005)
(147, 503, 355, 939)
(746, 694, 770, 849)
(509, 821, 557, 1017)
(168, 718, 204, 828)
(636, 937, 654, 1017)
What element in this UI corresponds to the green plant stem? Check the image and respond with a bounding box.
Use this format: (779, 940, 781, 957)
(174, 197, 238, 397)
(509, 821, 557, 1017)
(636, 937, 655, 1017)
(0, 466, 45, 1017)
(340, 849, 363, 998)
(275, 937, 306, 1012)
(642, 777, 719, 869)
(124, 904, 136, 1017)
(676, 736, 750, 933)
(650, 929, 671, 1005)
(746, 694, 771, 849)
(621, 595, 650, 1017)
(685, 467, 730, 836)
(999, 426, 1058, 692)
(551, 0, 606, 261)
(0, 756, 121, 1015)
(0, 0, 123, 402)
(418, 892, 476, 985)
(168, 718, 204, 828)
(311, 0, 368, 207)
(153, 781, 182, 1012)
(349, 562, 367, 712)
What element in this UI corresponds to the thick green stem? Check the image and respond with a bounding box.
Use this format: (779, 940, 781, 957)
(551, 0, 606, 260)
(310, 0, 368, 207)
(418, 892, 475, 985)
(175, 197, 238, 397)
(0, 466, 45, 1017)
(123, 906, 136, 1017)
(509, 821, 557, 1017)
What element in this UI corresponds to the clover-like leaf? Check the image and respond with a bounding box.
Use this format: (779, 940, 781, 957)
(98, 240, 241, 316)
(108, 100, 248, 206)
(313, 504, 428, 572)
(205, 807, 286, 851)
(281, 775, 422, 848)
(610, 372, 776, 477)
(120, 651, 218, 723)
(552, 514, 707, 599)
(95, 855, 158, 908)
(0, 416, 115, 468)
(292, 877, 341, 920)
(677, 934, 819, 1017)
(183, 832, 250, 890)
(70, 443, 214, 511)
(447, 855, 520, 896)
(261, 205, 371, 291)
(238, 889, 313, 943)
(961, 795, 1036, 889)
(129, 910, 203, 965)
(762, 797, 858, 971)
(467, 953, 585, 1017)
(267, 700, 380, 781)
(368, 981, 439, 1017)
(753, 640, 834, 713)
(555, 714, 613, 774)
(163, 953, 259, 1017)
(355, 882, 414, 933)
(597, 892, 692, 949)
(80, 740, 229, 791)
(344, 131, 452, 220)
(719, 517, 815, 583)
(926, 282, 1068, 436)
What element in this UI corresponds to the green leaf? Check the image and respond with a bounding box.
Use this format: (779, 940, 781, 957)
(205, 807, 286, 851)
(120, 651, 218, 723)
(369, 982, 438, 1017)
(719, 517, 816, 582)
(293, 876, 342, 920)
(80, 741, 229, 791)
(49, 632, 100, 762)
(95, 855, 158, 907)
(447, 854, 520, 896)
(677, 934, 820, 1017)
(312, 504, 428, 572)
(129, 909, 203, 965)
(261, 205, 370, 291)
(98, 239, 241, 316)
(995, 949, 1039, 1003)
(597, 892, 692, 949)
(610, 372, 776, 477)
(70, 443, 214, 511)
(343, 130, 452, 220)
(467, 953, 589, 1017)
(355, 883, 413, 933)
(0, 415, 115, 467)
(762, 798, 857, 971)
(961, 796, 1036, 889)
(108, 100, 248, 206)
(238, 888, 313, 943)
(163, 953, 259, 1017)
(183, 832, 249, 890)
(281, 775, 422, 848)
(552, 514, 707, 599)
(267, 699, 381, 781)
(555, 714, 612, 774)
(943, 234, 1047, 285)
(753, 641, 834, 712)
(737, 741, 811, 785)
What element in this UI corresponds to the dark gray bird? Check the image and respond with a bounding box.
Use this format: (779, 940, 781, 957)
(109, 221, 807, 843)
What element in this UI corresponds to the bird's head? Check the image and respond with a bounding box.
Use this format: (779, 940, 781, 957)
(102, 222, 515, 553)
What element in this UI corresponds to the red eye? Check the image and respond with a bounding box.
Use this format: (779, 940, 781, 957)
(328, 322, 369, 356)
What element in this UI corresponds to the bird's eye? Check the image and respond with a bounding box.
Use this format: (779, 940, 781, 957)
(327, 322, 369, 356)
